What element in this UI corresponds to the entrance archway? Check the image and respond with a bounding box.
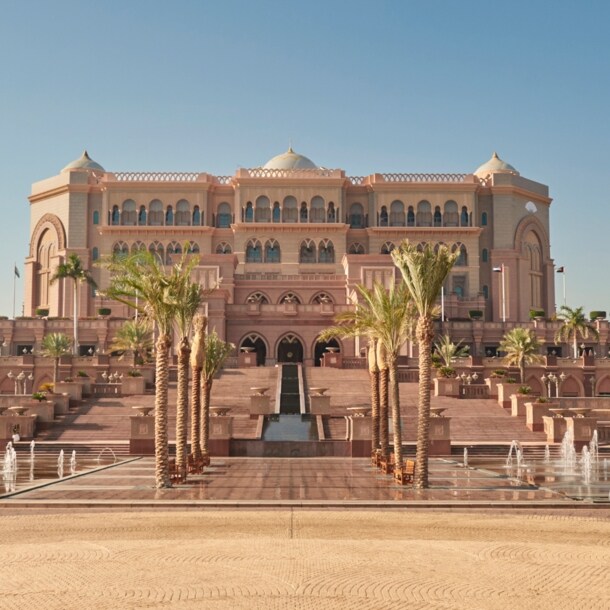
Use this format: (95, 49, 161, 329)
(240, 334, 267, 366)
(314, 338, 340, 366)
(277, 334, 304, 363)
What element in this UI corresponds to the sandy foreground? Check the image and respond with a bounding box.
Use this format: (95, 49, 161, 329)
(0, 509, 609, 609)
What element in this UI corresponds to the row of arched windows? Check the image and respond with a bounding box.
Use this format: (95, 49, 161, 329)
(106, 240, 200, 265)
(243, 239, 336, 264)
(243, 196, 337, 224)
(103, 200, 204, 227)
(246, 291, 334, 305)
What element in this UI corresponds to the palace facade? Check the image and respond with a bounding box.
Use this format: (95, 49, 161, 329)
(21, 148, 555, 365)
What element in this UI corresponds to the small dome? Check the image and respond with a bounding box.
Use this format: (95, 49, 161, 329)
(263, 147, 317, 170)
(62, 150, 105, 173)
(474, 152, 518, 177)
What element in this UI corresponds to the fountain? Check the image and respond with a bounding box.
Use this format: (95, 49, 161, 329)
(70, 450, 77, 476)
(57, 449, 64, 478)
(589, 430, 599, 464)
(560, 429, 577, 471)
(96, 447, 118, 464)
(581, 446, 592, 485)
(2, 442, 17, 493)
(506, 440, 524, 468)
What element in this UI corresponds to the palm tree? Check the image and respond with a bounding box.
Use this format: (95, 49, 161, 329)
(392, 241, 458, 489)
(102, 249, 197, 488)
(172, 264, 204, 479)
(554, 305, 599, 359)
(50, 254, 97, 355)
(377, 341, 390, 459)
(367, 339, 380, 451)
(499, 327, 544, 384)
(109, 318, 153, 368)
(200, 331, 234, 459)
(40, 333, 71, 384)
(434, 335, 469, 369)
(189, 314, 207, 462)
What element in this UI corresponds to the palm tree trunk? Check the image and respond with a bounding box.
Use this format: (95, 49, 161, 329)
(368, 340, 380, 450)
(72, 280, 79, 355)
(175, 336, 190, 478)
(519, 356, 525, 385)
(53, 357, 59, 385)
(200, 381, 212, 457)
(154, 333, 172, 488)
(388, 353, 403, 466)
(415, 316, 434, 489)
(377, 342, 390, 458)
(573, 335, 578, 359)
(190, 365, 202, 460)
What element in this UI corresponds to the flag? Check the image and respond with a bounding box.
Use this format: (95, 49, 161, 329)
(14, 265, 20, 278)
(556, 266, 565, 273)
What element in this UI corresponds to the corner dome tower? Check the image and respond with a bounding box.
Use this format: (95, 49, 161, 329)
(262, 147, 317, 170)
(474, 152, 518, 178)
(62, 150, 105, 173)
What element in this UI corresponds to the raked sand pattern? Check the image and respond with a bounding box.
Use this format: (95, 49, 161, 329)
(1, 510, 609, 609)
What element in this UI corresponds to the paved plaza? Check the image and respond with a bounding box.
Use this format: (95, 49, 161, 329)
(1, 508, 609, 609)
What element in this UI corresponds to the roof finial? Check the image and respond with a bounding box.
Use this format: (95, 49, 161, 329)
(492, 151, 499, 159)
(288, 139, 293, 153)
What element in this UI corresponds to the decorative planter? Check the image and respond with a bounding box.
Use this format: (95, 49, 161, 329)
(122, 376, 146, 395)
(510, 394, 533, 417)
(525, 401, 557, 431)
(53, 381, 83, 401)
(496, 383, 522, 409)
(434, 377, 460, 397)
(21, 400, 55, 423)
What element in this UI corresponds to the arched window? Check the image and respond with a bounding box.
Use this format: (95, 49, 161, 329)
(310, 196, 325, 223)
(186, 241, 199, 254)
(327, 202, 336, 222)
(349, 203, 364, 228)
(92, 211, 99, 225)
(416, 200, 432, 226)
(433, 206, 442, 227)
(481, 211, 488, 226)
(138, 205, 147, 225)
(112, 241, 129, 257)
(35, 229, 55, 307)
(279, 292, 301, 304)
(149, 200, 163, 226)
(481, 248, 488, 263)
(264, 239, 281, 263)
(453, 243, 467, 266)
(483, 285, 489, 299)
(444, 201, 458, 227)
(92, 247, 99, 261)
(318, 239, 335, 263)
(416, 241, 426, 252)
(192, 205, 201, 226)
(111, 205, 120, 225)
(149, 241, 164, 263)
(525, 231, 543, 309)
(272, 202, 281, 223)
(312, 292, 333, 304)
(131, 241, 146, 254)
(460, 206, 469, 227)
(122, 200, 136, 225)
(381, 241, 395, 255)
(245, 239, 262, 263)
(246, 292, 269, 304)
(299, 239, 316, 263)
(283, 196, 298, 223)
(165, 206, 174, 226)
(244, 202, 254, 223)
(390, 200, 405, 227)
(379, 206, 388, 227)
(166, 241, 182, 264)
(255, 196, 270, 222)
(348, 242, 365, 255)
(215, 242, 232, 254)
(176, 200, 190, 226)
(217, 202, 232, 228)
(300, 202, 308, 222)
(407, 206, 415, 227)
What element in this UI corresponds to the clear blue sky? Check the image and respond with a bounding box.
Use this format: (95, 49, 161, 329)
(0, 0, 608, 317)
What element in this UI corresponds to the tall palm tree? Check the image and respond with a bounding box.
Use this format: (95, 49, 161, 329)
(109, 318, 153, 368)
(189, 314, 207, 462)
(200, 331, 234, 459)
(377, 341, 390, 459)
(102, 249, 196, 488)
(50, 253, 97, 355)
(499, 327, 543, 384)
(172, 264, 204, 479)
(554, 305, 599, 359)
(392, 241, 458, 489)
(367, 339, 380, 451)
(40, 333, 71, 384)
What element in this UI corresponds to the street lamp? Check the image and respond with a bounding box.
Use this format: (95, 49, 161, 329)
(492, 264, 506, 323)
(556, 266, 566, 307)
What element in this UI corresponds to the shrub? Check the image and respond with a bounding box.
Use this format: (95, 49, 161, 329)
(505, 377, 517, 384)
(127, 370, 143, 377)
(590, 310, 606, 320)
(77, 370, 89, 377)
(469, 309, 483, 320)
(517, 385, 532, 395)
(98, 307, 112, 316)
(490, 369, 507, 378)
(529, 308, 545, 320)
(437, 366, 456, 378)
(35, 308, 49, 317)
(32, 391, 46, 402)
(535, 397, 549, 403)
(39, 382, 54, 393)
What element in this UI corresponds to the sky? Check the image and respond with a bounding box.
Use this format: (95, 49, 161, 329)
(0, 0, 608, 317)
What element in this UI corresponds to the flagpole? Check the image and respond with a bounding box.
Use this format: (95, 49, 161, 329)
(13, 262, 16, 319)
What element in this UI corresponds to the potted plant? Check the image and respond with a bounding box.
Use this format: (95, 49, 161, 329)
(485, 369, 506, 397)
(35, 308, 49, 317)
(590, 310, 606, 321)
(525, 395, 558, 431)
(469, 309, 483, 321)
(32, 391, 46, 402)
(122, 369, 146, 394)
(529, 308, 545, 321)
(98, 307, 112, 317)
(75, 370, 92, 396)
(511, 385, 532, 417)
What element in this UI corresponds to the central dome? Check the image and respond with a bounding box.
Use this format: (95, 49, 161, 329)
(263, 147, 317, 170)
(62, 150, 105, 173)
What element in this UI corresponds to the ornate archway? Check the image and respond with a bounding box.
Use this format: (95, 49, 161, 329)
(239, 333, 267, 366)
(277, 334, 304, 363)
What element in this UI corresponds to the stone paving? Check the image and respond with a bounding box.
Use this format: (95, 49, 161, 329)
(1, 509, 609, 609)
